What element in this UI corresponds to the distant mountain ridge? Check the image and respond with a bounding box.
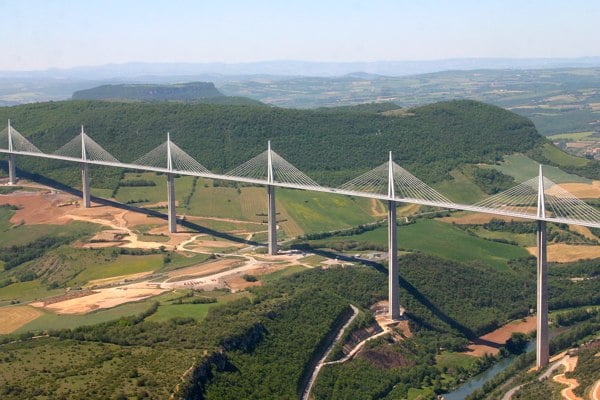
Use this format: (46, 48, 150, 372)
(3, 57, 600, 79)
(72, 82, 254, 104)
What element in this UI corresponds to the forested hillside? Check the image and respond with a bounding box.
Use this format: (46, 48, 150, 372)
(0, 99, 542, 188)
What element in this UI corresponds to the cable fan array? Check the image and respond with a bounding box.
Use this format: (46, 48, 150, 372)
(2, 121, 600, 228)
(226, 148, 320, 187)
(339, 160, 452, 204)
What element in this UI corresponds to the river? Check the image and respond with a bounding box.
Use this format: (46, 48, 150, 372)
(442, 341, 536, 400)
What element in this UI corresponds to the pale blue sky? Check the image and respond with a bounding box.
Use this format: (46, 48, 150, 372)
(2, 0, 599, 70)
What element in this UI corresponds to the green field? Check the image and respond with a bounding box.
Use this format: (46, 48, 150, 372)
(114, 172, 195, 205)
(146, 290, 249, 323)
(433, 169, 487, 203)
(326, 219, 529, 271)
(487, 154, 590, 183)
(548, 131, 595, 140)
(468, 226, 537, 247)
(260, 265, 307, 283)
(14, 299, 159, 333)
(540, 143, 590, 168)
(0, 280, 63, 304)
(187, 181, 253, 221)
(436, 351, 478, 371)
(277, 189, 376, 233)
(73, 254, 163, 285)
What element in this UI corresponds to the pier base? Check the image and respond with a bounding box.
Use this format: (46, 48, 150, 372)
(536, 220, 549, 369)
(388, 200, 400, 320)
(268, 185, 278, 255)
(167, 173, 177, 233)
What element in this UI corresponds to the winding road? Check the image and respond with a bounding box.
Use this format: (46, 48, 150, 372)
(301, 305, 359, 400)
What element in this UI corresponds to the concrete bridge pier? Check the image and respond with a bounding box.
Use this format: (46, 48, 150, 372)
(267, 185, 278, 255)
(536, 219, 549, 369)
(167, 173, 177, 233)
(388, 200, 400, 320)
(8, 153, 16, 185)
(81, 162, 90, 208)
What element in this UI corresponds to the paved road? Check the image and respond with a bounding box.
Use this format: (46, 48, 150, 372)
(301, 305, 359, 400)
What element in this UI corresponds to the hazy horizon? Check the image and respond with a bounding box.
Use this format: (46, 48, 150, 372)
(2, 0, 599, 71)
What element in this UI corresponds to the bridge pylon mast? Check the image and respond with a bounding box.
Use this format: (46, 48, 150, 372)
(166, 132, 177, 233)
(536, 164, 549, 369)
(7, 120, 16, 185)
(267, 141, 278, 255)
(81, 126, 91, 208)
(388, 151, 400, 320)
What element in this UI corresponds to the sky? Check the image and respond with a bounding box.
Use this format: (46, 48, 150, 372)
(1, 0, 599, 71)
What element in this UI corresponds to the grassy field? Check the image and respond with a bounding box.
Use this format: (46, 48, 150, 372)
(14, 300, 158, 333)
(468, 226, 537, 247)
(89, 187, 114, 199)
(146, 290, 249, 323)
(0, 280, 63, 304)
(184, 179, 266, 221)
(487, 154, 590, 184)
(436, 351, 478, 371)
(325, 219, 529, 271)
(72, 253, 163, 286)
(260, 265, 307, 284)
(433, 169, 487, 204)
(114, 172, 195, 205)
(276, 188, 376, 233)
(548, 131, 595, 140)
(540, 143, 589, 168)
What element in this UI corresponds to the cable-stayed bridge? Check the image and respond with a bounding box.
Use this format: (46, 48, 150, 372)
(2, 120, 600, 369)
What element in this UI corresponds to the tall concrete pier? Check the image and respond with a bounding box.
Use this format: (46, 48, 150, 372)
(267, 185, 277, 255)
(167, 172, 177, 233)
(536, 220, 548, 368)
(8, 153, 16, 185)
(536, 164, 549, 369)
(81, 163, 90, 208)
(166, 133, 177, 233)
(388, 200, 400, 320)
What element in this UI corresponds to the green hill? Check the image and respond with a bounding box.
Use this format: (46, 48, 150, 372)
(71, 82, 263, 106)
(0, 99, 543, 190)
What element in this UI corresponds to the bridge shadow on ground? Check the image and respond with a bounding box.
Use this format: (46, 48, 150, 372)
(14, 170, 263, 247)
(289, 244, 476, 339)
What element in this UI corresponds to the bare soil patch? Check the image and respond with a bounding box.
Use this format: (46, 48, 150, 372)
(570, 225, 597, 241)
(359, 344, 416, 369)
(526, 244, 600, 263)
(465, 316, 536, 357)
(35, 282, 166, 314)
(548, 181, 600, 199)
(0, 306, 43, 334)
(0, 191, 77, 225)
(30, 290, 97, 307)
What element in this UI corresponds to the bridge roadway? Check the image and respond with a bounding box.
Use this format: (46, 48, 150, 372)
(2, 148, 599, 229)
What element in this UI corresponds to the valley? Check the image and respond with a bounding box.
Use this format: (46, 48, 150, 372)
(0, 100, 598, 399)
